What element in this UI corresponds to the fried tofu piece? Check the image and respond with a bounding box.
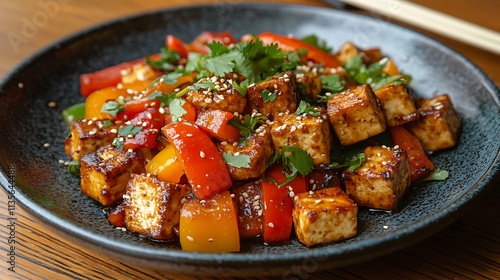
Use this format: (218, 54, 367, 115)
(326, 84, 387, 146)
(335, 41, 359, 65)
(292, 187, 357, 247)
(343, 146, 411, 211)
(64, 119, 120, 160)
(246, 71, 298, 119)
(185, 76, 247, 113)
(122, 173, 190, 240)
(217, 124, 274, 181)
(374, 83, 418, 127)
(296, 71, 322, 100)
(80, 145, 145, 206)
(271, 109, 332, 165)
(232, 181, 264, 239)
(406, 94, 461, 151)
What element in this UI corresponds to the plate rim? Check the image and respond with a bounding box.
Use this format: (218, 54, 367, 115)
(1, 2, 499, 274)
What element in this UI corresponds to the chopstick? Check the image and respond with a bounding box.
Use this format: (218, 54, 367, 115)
(336, 0, 500, 55)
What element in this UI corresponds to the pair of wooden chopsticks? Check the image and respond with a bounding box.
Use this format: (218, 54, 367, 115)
(325, 0, 500, 55)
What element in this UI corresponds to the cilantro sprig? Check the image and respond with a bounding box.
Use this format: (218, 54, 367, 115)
(295, 100, 320, 117)
(330, 153, 366, 172)
(223, 152, 251, 168)
(228, 114, 267, 146)
(421, 168, 449, 181)
(267, 146, 314, 187)
(146, 47, 182, 72)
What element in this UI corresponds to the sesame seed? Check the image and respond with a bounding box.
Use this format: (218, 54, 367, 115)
(18, 82, 24, 88)
(383, 225, 389, 229)
(200, 151, 206, 158)
(187, 236, 194, 241)
(48, 101, 57, 108)
(315, 199, 321, 204)
(186, 134, 193, 137)
(43, 143, 50, 148)
(208, 238, 214, 242)
(268, 222, 275, 228)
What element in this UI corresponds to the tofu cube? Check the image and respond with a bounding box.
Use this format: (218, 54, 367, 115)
(80, 145, 145, 206)
(327, 84, 387, 146)
(374, 83, 419, 127)
(217, 124, 274, 181)
(123, 173, 190, 240)
(292, 187, 357, 247)
(185, 75, 247, 113)
(246, 71, 298, 119)
(335, 41, 359, 65)
(64, 119, 120, 160)
(406, 94, 461, 151)
(343, 146, 411, 211)
(271, 109, 332, 165)
(296, 71, 322, 100)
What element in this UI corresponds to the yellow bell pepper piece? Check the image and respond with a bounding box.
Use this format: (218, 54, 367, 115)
(145, 144, 184, 184)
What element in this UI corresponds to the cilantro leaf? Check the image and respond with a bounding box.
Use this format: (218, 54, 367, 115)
(223, 152, 251, 168)
(101, 100, 124, 117)
(330, 153, 366, 172)
(228, 114, 267, 138)
(421, 168, 449, 181)
(232, 79, 248, 96)
(146, 47, 181, 71)
(321, 74, 345, 93)
(268, 146, 314, 187)
(371, 74, 412, 91)
(300, 34, 333, 54)
(112, 137, 124, 149)
(261, 89, 277, 102)
(295, 100, 320, 116)
(118, 125, 142, 137)
(169, 98, 187, 122)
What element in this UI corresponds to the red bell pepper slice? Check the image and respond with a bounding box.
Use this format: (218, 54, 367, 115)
(195, 109, 241, 143)
(257, 32, 341, 68)
(262, 164, 307, 244)
(122, 107, 164, 150)
(166, 35, 188, 59)
(79, 54, 161, 97)
(388, 126, 434, 183)
(117, 98, 161, 121)
(187, 31, 237, 54)
(162, 122, 232, 200)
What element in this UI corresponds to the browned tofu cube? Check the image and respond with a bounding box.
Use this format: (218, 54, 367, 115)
(232, 180, 263, 239)
(185, 75, 247, 113)
(80, 145, 145, 206)
(406, 94, 461, 151)
(64, 119, 120, 160)
(122, 173, 190, 240)
(326, 84, 387, 146)
(271, 109, 332, 165)
(293, 187, 357, 247)
(335, 41, 359, 65)
(296, 71, 322, 100)
(218, 125, 274, 181)
(246, 71, 298, 119)
(343, 146, 411, 211)
(375, 83, 419, 127)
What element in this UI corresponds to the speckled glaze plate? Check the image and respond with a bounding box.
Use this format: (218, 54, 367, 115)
(0, 3, 499, 277)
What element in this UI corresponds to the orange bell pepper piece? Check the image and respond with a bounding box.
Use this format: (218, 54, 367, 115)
(179, 190, 240, 252)
(84, 86, 130, 120)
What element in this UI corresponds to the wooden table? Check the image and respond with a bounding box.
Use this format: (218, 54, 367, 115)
(1, 0, 498, 279)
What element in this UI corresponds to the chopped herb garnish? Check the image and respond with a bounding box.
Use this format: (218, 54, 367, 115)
(169, 98, 187, 122)
(371, 74, 412, 91)
(112, 137, 124, 149)
(67, 160, 81, 176)
(232, 80, 248, 96)
(261, 89, 277, 102)
(223, 152, 251, 168)
(103, 120, 114, 127)
(146, 47, 182, 72)
(118, 125, 142, 137)
(295, 100, 320, 116)
(228, 114, 267, 146)
(321, 74, 345, 93)
(101, 100, 124, 117)
(161, 72, 184, 84)
(330, 153, 366, 172)
(421, 168, 449, 181)
(268, 146, 314, 187)
(300, 34, 333, 54)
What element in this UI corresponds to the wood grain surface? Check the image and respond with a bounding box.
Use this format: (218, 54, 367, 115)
(1, 0, 499, 279)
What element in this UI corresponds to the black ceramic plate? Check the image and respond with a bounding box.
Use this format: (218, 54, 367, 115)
(0, 3, 499, 277)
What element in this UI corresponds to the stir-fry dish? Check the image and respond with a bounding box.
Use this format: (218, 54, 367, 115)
(63, 31, 461, 252)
